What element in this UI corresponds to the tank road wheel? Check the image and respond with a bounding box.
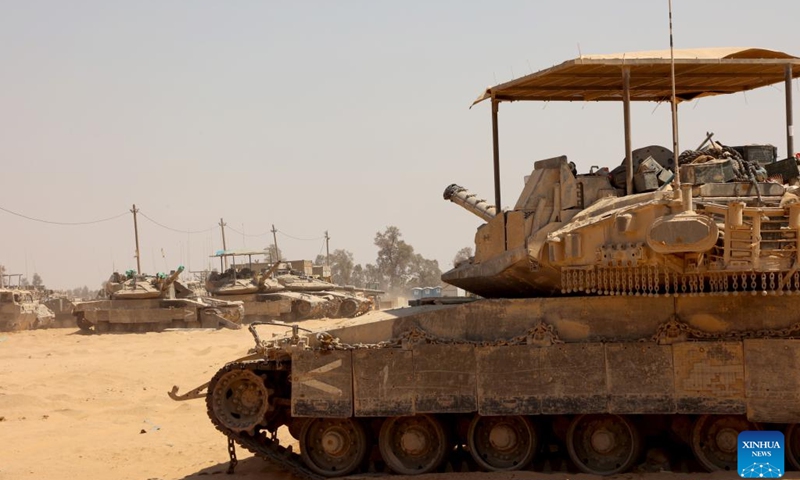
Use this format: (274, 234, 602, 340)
(209, 369, 270, 434)
(379, 415, 448, 475)
(299, 418, 367, 477)
(337, 298, 360, 318)
(294, 300, 313, 319)
(786, 424, 800, 470)
(566, 414, 641, 475)
(467, 414, 537, 471)
(692, 415, 757, 471)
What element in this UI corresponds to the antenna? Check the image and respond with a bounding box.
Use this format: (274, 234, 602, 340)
(668, 0, 681, 191)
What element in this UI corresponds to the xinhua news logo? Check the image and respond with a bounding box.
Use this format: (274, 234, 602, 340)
(738, 431, 784, 478)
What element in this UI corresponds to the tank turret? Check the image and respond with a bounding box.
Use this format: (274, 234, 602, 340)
(442, 152, 800, 298)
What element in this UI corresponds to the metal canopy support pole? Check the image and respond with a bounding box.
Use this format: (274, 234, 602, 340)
(668, 0, 681, 192)
(623, 67, 633, 194)
(491, 98, 501, 209)
(787, 64, 795, 158)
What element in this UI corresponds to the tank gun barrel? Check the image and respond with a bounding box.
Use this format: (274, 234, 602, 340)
(159, 265, 185, 291)
(443, 184, 497, 222)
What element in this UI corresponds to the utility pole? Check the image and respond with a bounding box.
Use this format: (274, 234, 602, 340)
(219, 218, 228, 269)
(131, 204, 141, 274)
(324, 230, 331, 266)
(271, 224, 280, 262)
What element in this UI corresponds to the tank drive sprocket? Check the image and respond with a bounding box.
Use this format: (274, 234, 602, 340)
(209, 369, 272, 434)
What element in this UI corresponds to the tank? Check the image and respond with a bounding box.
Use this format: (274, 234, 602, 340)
(207, 251, 380, 322)
(42, 294, 76, 328)
(268, 262, 378, 320)
(0, 288, 55, 331)
(72, 266, 244, 333)
(170, 47, 800, 476)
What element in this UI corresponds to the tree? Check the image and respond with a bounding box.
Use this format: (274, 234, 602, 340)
(314, 249, 356, 285)
(374, 226, 415, 291)
(453, 247, 473, 267)
(265, 243, 282, 263)
(407, 254, 442, 288)
(351, 264, 365, 287)
(32, 273, 43, 289)
(371, 226, 442, 292)
(363, 263, 383, 290)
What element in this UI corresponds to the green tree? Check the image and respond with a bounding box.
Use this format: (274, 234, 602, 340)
(315, 249, 356, 285)
(372, 226, 441, 292)
(407, 254, 442, 288)
(363, 263, 383, 290)
(374, 226, 415, 291)
(351, 264, 365, 287)
(32, 273, 43, 289)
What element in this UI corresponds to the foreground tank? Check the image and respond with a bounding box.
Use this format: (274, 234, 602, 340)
(207, 260, 378, 322)
(170, 47, 800, 476)
(73, 266, 244, 333)
(0, 288, 55, 331)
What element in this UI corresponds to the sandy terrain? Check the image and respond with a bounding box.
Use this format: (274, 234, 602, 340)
(0, 327, 796, 480)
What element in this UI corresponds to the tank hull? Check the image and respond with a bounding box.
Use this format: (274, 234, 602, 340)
(0, 290, 55, 331)
(72, 297, 244, 333)
(176, 294, 800, 476)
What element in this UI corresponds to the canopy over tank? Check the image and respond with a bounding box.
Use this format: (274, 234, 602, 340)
(443, 47, 800, 298)
(171, 46, 800, 478)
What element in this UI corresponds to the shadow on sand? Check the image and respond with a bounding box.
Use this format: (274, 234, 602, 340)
(179, 456, 297, 480)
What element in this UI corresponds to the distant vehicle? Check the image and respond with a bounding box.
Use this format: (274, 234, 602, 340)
(0, 288, 54, 331)
(206, 250, 381, 322)
(73, 266, 243, 333)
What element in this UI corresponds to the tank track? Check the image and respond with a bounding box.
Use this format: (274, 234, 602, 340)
(205, 361, 326, 480)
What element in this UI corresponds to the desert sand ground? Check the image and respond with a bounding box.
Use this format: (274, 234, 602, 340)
(0, 326, 796, 480)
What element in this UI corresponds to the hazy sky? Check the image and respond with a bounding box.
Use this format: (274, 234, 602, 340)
(1, 1, 799, 290)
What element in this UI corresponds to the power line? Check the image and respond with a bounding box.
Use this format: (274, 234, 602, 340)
(277, 229, 325, 241)
(138, 211, 214, 234)
(226, 225, 270, 238)
(0, 205, 129, 225)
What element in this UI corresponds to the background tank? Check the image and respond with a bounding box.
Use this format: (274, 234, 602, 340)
(170, 47, 800, 477)
(207, 250, 380, 322)
(42, 294, 76, 328)
(0, 288, 55, 331)
(73, 266, 244, 333)
(268, 261, 378, 320)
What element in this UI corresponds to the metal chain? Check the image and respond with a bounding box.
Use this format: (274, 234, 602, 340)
(652, 315, 800, 343)
(226, 434, 238, 474)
